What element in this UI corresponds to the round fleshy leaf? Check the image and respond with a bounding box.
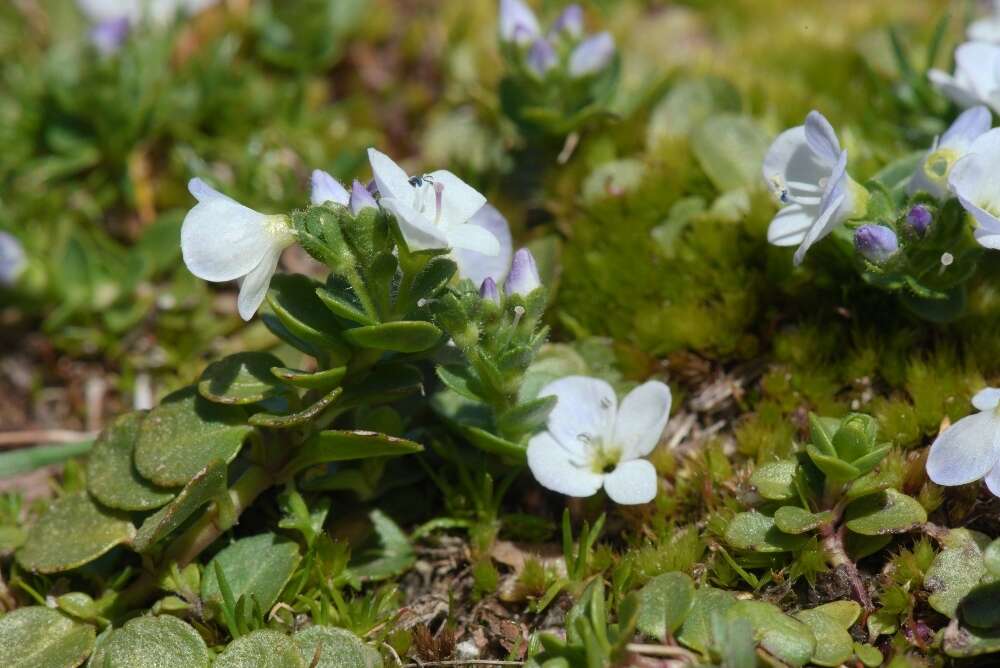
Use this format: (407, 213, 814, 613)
(132, 460, 228, 553)
(267, 274, 350, 356)
(214, 630, 305, 668)
(805, 444, 860, 481)
(201, 533, 301, 614)
(773, 506, 831, 534)
(250, 388, 343, 429)
(86, 412, 176, 511)
(134, 387, 254, 487)
(636, 571, 695, 639)
(676, 587, 737, 653)
(0, 606, 95, 668)
(926, 528, 991, 618)
(198, 352, 286, 405)
(750, 460, 798, 501)
(342, 321, 443, 353)
(88, 615, 209, 668)
(794, 608, 854, 667)
(724, 511, 808, 553)
(17, 493, 135, 573)
(293, 626, 383, 668)
(724, 600, 816, 667)
(854, 643, 883, 667)
(843, 489, 927, 536)
(810, 601, 861, 629)
(271, 366, 347, 391)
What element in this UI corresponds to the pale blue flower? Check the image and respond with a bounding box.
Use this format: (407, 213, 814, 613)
(349, 179, 377, 215)
(929, 42, 1000, 114)
(499, 0, 541, 45)
(505, 248, 541, 296)
(310, 169, 349, 207)
(479, 277, 500, 304)
(527, 38, 558, 76)
(568, 32, 614, 77)
(854, 225, 898, 264)
(0, 232, 26, 288)
(926, 388, 1000, 497)
(551, 4, 584, 38)
(909, 105, 991, 200)
(949, 127, 1000, 249)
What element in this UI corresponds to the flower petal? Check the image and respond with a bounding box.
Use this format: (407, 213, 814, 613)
(985, 460, 1000, 498)
(603, 459, 658, 505)
(379, 196, 449, 251)
(767, 203, 815, 246)
(527, 431, 604, 497)
(973, 388, 1000, 411)
(568, 32, 615, 78)
(237, 245, 281, 321)
(613, 381, 671, 460)
(955, 41, 1000, 102)
(452, 204, 513, 286)
(181, 180, 272, 282)
(445, 221, 500, 256)
(941, 105, 992, 150)
(928, 69, 985, 109)
(792, 191, 845, 266)
(310, 169, 349, 206)
(425, 170, 487, 227)
(804, 111, 841, 165)
(762, 126, 829, 200)
(499, 0, 542, 45)
(926, 410, 1000, 486)
(367, 148, 413, 202)
(540, 376, 617, 454)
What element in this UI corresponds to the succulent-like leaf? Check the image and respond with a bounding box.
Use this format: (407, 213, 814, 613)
(201, 533, 302, 615)
(843, 489, 927, 536)
(342, 321, 443, 353)
(214, 630, 305, 668)
(724, 511, 808, 553)
(86, 411, 176, 512)
(198, 352, 286, 405)
(724, 600, 816, 667)
(794, 607, 854, 667)
(805, 444, 860, 481)
(316, 285, 377, 326)
(0, 606, 95, 668)
(943, 618, 1000, 658)
(773, 506, 831, 534)
(676, 587, 737, 653)
(250, 387, 343, 429)
(271, 366, 347, 391)
(293, 626, 383, 668)
(831, 413, 878, 463)
(926, 528, 991, 618)
(808, 414, 840, 457)
(810, 600, 861, 629)
(88, 615, 209, 668)
(267, 274, 351, 357)
(636, 571, 695, 640)
(132, 460, 228, 553)
(750, 460, 798, 501)
(985, 537, 1000, 579)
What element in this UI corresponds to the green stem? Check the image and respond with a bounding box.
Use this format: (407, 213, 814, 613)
(344, 264, 379, 322)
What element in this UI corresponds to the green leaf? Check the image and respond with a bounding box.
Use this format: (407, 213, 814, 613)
(926, 528, 991, 618)
(985, 537, 1000, 578)
(268, 274, 350, 358)
(88, 615, 209, 668)
(724, 600, 816, 667)
(750, 460, 798, 501)
(17, 493, 135, 573)
(0, 606, 95, 668)
(0, 440, 95, 478)
(690, 113, 770, 191)
(959, 581, 1000, 629)
(843, 489, 927, 536)
(461, 425, 528, 461)
(943, 619, 1000, 658)
(850, 444, 892, 476)
(198, 352, 286, 405)
(844, 532, 892, 561)
(808, 414, 839, 457)
(134, 387, 255, 487)
(132, 460, 228, 553)
(854, 642, 883, 667)
(495, 395, 557, 441)
(201, 533, 302, 614)
(316, 286, 377, 326)
(281, 430, 422, 478)
(724, 511, 808, 553)
(794, 608, 854, 667)
(214, 630, 305, 668)
(408, 256, 457, 303)
(86, 411, 176, 511)
(343, 321, 443, 353)
(271, 366, 347, 391)
(805, 444, 860, 481)
(773, 506, 831, 534)
(810, 601, 861, 629)
(350, 510, 415, 581)
(339, 364, 424, 406)
(636, 571, 695, 640)
(250, 387, 343, 429)
(435, 365, 485, 402)
(293, 626, 383, 668)
(831, 413, 878, 463)
(676, 587, 736, 653)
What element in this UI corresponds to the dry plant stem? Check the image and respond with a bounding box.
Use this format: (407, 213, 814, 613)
(819, 523, 873, 614)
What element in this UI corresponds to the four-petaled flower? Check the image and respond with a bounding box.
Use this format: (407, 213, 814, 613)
(929, 42, 1000, 114)
(527, 376, 671, 505)
(949, 127, 1000, 249)
(367, 148, 498, 256)
(909, 105, 991, 200)
(181, 178, 294, 321)
(926, 388, 1000, 497)
(762, 111, 866, 265)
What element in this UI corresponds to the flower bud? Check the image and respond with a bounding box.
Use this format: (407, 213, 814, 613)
(551, 4, 584, 38)
(854, 225, 898, 264)
(310, 169, 349, 206)
(0, 232, 26, 288)
(568, 31, 614, 77)
(906, 204, 932, 236)
(505, 248, 541, 296)
(349, 179, 377, 215)
(527, 38, 557, 76)
(479, 277, 500, 304)
(499, 0, 541, 45)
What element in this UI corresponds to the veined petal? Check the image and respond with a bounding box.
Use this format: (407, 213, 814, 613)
(527, 431, 604, 497)
(804, 111, 841, 165)
(613, 381, 671, 460)
(973, 387, 1000, 411)
(540, 376, 617, 455)
(367, 148, 413, 202)
(762, 126, 829, 199)
(237, 245, 282, 321)
(446, 224, 500, 256)
(603, 459, 658, 504)
(452, 204, 513, 286)
(425, 170, 487, 228)
(379, 196, 449, 251)
(926, 410, 1000, 486)
(310, 169, 349, 206)
(767, 203, 815, 246)
(792, 191, 846, 266)
(181, 182, 273, 282)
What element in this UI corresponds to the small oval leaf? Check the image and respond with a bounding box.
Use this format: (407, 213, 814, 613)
(724, 511, 808, 553)
(271, 366, 347, 391)
(201, 533, 302, 614)
(0, 606, 95, 668)
(132, 460, 228, 553)
(214, 630, 305, 668)
(250, 388, 343, 429)
(86, 412, 176, 512)
(89, 615, 209, 668)
(343, 321, 443, 353)
(198, 352, 286, 405)
(773, 506, 831, 535)
(843, 489, 927, 536)
(293, 626, 383, 668)
(636, 571, 696, 640)
(750, 460, 798, 501)
(794, 608, 854, 667)
(725, 600, 816, 667)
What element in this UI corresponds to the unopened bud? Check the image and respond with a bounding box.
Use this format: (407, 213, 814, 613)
(854, 225, 898, 264)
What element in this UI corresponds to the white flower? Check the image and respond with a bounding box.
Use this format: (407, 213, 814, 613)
(969, 1, 1000, 43)
(948, 127, 1000, 249)
(498, 0, 541, 45)
(929, 42, 1000, 114)
(310, 169, 349, 206)
(926, 388, 1000, 497)
(527, 376, 671, 505)
(181, 178, 294, 321)
(77, 0, 217, 26)
(452, 204, 513, 288)
(909, 105, 991, 200)
(762, 111, 867, 266)
(367, 148, 498, 256)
